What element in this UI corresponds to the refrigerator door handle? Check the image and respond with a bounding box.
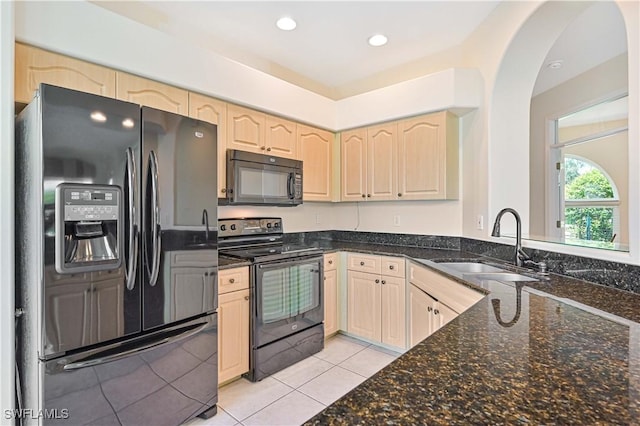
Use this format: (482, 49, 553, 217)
(62, 320, 209, 371)
(125, 147, 139, 291)
(148, 150, 161, 287)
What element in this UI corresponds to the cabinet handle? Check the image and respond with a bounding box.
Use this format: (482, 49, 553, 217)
(381, 280, 386, 285)
(361, 194, 366, 198)
(389, 265, 394, 270)
(324, 276, 326, 281)
(360, 261, 365, 266)
(375, 279, 380, 284)
(398, 193, 402, 197)
(229, 278, 235, 284)
(244, 296, 249, 301)
(266, 147, 271, 152)
(221, 188, 227, 193)
(367, 194, 371, 198)
(328, 260, 333, 264)
(434, 309, 440, 315)
(427, 306, 433, 312)
(261, 146, 266, 150)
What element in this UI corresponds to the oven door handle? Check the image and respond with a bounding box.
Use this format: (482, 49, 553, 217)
(256, 255, 324, 269)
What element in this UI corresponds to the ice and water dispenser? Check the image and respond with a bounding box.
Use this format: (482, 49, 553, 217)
(55, 184, 122, 273)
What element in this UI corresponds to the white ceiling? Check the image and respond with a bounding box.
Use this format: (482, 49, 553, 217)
(97, 1, 627, 101)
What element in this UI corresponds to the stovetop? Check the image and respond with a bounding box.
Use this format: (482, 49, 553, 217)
(218, 217, 323, 262)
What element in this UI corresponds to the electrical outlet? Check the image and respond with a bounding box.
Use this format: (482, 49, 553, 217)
(315, 213, 321, 224)
(393, 215, 401, 227)
(476, 215, 484, 230)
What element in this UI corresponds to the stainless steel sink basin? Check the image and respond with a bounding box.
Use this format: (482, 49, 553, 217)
(439, 262, 506, 274)
(465, 272, 538, 282)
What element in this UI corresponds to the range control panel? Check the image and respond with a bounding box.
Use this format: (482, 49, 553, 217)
(58, 185, 120, 221)
(218, 218, 282, 238)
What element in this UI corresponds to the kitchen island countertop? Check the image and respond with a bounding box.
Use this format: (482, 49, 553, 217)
(301, 241, 640, 425)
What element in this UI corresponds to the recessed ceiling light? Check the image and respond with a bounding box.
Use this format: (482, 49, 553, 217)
(547, 60, 563, 70)
(276, 16, 296, 31)
(90, 111, 107, 123)
(368, 34, 388, 47)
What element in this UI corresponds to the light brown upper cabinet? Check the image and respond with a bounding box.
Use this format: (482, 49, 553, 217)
(297, 125, 334, 202)
(341, 128, 367, 201)
(116, 72, 189, 115)
(15, 43, 116, 104)
(189, 93, 228, 198)
(227, 105, 297, 158)
(397, 111, 459, 200)
(341, 123, 397, 201)
(227, 104, 266, 153)
(265, 115, 297, 159)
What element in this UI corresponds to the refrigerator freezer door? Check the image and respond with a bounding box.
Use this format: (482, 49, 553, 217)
(141, 107, 218, 330)
(39, 85, 142, 357)
(42, 314, 218, 425)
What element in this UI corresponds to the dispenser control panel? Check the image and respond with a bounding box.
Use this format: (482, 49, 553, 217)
(60, 186, 120, 221)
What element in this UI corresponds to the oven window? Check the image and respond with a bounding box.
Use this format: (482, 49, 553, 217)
(260, 262, 320, 324)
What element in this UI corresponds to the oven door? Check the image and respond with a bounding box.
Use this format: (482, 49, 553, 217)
(254, 256, 323, 347)
(228, 159, 301, 206)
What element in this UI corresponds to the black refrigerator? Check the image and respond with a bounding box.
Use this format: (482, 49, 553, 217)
(15, 84, 219, 425)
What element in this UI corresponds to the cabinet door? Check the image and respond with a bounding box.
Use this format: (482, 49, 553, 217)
(341, 128, 367, 201)
(227, 104, 265, 154)
(218, 266, 249, 294)
(218, 289, 250, 384)
(397, 112, 447, 200)
(347, 271, 381, 341)
(92, 278, 125, 344)
(324, 269, 338, 337)
(435, 302, 457, 331)
(381, 275, 406, 348)
(297, 125, 334, 201)
(45, 283, 92, 353)
(15, 43, 116, 104)
(367, 123, 397, 201)
(266, 115, 297, 159)
(171, 268, 212, 322)
(116, 72, 189, 114)
(189, 93, 228, 198)
(409, 284, 436, 347)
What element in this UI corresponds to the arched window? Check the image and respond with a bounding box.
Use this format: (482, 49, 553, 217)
(547, 94, 627, 249)
(563, 155, 620, 244)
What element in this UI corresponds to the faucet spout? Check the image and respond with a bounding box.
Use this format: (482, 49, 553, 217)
(201, 209, 209, 242)
(491, 208, 523, 267)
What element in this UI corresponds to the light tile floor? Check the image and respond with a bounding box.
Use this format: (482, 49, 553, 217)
(185, 334, 401, 426)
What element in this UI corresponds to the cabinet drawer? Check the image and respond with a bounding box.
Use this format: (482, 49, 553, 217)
(409, 262, 484, 314)
(219, 267, 249, 294)
(324, 252, 338, 271)
(381, 256, 405, 278)
(347, 253, 381, 274)
(170, 251, 217, 267)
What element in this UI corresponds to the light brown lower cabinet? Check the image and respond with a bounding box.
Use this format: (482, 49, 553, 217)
(218, 267, 250, 384)
(346, 270, 406, 349)
(409, 283, 456, 347)
(323, 269, 338, 336)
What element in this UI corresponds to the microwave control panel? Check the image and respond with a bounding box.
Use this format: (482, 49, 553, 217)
(293, 173, 302, 199)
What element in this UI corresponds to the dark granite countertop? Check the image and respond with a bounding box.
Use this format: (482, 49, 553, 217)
(299, 241, 640, 424)
(218, 256, 251, 270)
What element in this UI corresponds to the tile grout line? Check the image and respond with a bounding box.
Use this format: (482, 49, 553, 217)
(236, 384, 300, 424)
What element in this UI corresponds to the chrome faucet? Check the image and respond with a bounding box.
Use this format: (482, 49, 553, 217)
(202, 209, 209, 242)
(491, 208, 527, 267)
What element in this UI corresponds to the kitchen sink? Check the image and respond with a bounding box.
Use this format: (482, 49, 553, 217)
(464, 272, 538, 282)
(438, 262, 506, 274)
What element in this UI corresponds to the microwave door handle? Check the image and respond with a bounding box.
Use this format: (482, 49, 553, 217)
(125, 148, 139, 291)
(287, 172, 295, 199)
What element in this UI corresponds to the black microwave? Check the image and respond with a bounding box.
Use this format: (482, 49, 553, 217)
(225, 149, 303, 206)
